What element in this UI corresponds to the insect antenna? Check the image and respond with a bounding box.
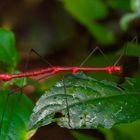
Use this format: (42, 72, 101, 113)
(114, 36, 138, 67)
(113, 46, 127, 66)
(120, 36, 140, 73)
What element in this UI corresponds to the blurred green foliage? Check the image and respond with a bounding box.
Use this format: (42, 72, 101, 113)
(0, 29, 19, 71)
(62, 0, 115, 45)
(120, 0, 140, 30)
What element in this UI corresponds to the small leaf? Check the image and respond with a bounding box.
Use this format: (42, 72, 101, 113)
(131, 0, 140, 12)
(125, 43, 140, 57)
(0, 91, 34, 140)
(117, 42, 140, 57)
(0, 28, 20, 70)
(28, 72, 140, 130)
(120, 12, 140, 30)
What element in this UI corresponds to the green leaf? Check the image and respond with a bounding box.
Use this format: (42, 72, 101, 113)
(101, 119, 140, 140)
(62, 0, 108, 22)
(62, 0, 115, 45)
(120, 12, 140, 30)
(0, 91, 35, 140)
(120, 0, 140, 30)
(89, 23, 116, 45)
(113, 119, 140, 140)
(131, 0, 140, 12)
(117, 42, 140, 57)
(28, 72, 140, 130)
(0, 28, 20, 70)
(106, 0, 131, 10)
(125, 43, 140, 57)
(122, 77, 140, 93)
(72, 131, 98, 140)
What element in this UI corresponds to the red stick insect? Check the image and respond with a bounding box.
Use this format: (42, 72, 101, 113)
(0, 46, 126, 138)
(0, 46, 122, 82)
(0, 66, 122, 82)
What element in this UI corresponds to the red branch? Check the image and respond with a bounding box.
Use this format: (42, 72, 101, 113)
(0, 66, 122, 81)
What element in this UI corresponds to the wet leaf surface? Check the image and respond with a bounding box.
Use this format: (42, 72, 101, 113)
(29, 72, 140, 130)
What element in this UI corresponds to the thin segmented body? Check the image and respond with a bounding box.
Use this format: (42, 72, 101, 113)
(0, 66, 122, 81)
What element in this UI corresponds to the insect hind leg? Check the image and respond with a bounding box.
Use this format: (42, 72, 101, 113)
(80, 46, 112, 67)
(29, 49, 53, 67)
(0, 48, 53, 137)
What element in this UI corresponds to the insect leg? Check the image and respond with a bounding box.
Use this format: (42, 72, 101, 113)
(0, 48, 53, 136)
(80, 46, 112, 67)
(62, 79, 72, 128)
